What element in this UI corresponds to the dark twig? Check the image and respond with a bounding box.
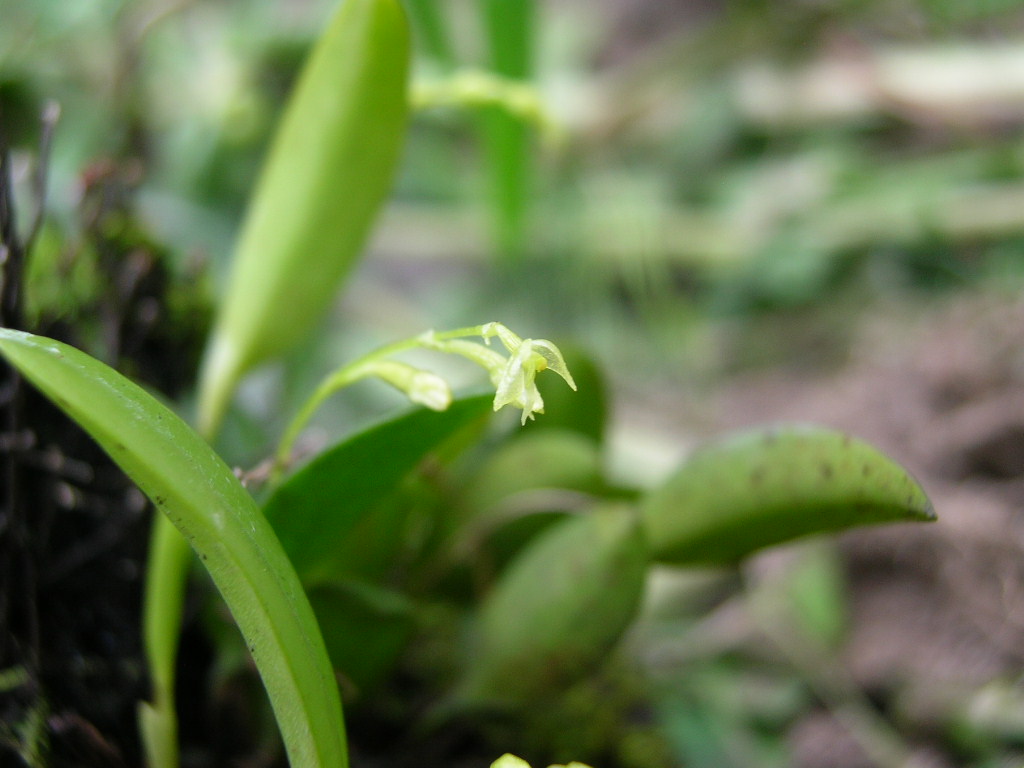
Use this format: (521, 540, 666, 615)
(0, 90, 27, 669)
(0, 96, 40, 675)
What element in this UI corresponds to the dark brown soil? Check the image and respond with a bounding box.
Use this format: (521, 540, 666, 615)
(0, 159, 209, 768)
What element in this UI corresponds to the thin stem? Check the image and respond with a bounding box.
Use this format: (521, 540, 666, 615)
(140, 333, 240, 768)
(271, 325, 492, 480)
(139, 517, 191, 768)
(271, 361, 377, 480)
(140, 400, 221, 768)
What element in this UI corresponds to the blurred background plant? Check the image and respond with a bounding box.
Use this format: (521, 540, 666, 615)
(5, 1, 1024, 767)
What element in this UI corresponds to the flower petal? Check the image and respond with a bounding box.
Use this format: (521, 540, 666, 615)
(529, 339, 577, 390)
(493, 342, 545, 424)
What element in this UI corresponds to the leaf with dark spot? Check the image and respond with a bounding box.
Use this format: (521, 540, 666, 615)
(642, 424, 934, 566)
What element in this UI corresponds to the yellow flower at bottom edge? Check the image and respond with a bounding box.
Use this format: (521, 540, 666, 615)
(489, 754, 594, 768)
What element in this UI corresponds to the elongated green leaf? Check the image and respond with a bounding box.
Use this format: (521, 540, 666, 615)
(198, 0, 410, 435)
(263, 394, 492, 583)
(0, 329, 347, 768)
(642, 425, 935, 566)
(458, 505, 648, 707)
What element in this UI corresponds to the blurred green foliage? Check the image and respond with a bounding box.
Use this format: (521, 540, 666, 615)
(6, 1, 1024, 767)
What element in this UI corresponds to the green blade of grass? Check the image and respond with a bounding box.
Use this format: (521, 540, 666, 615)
(0, 329, 348, 768)
(406, 0, 456, 68)
(478, 0, 534, 261)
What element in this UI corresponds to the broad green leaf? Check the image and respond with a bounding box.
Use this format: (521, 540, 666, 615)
(263, 394, 493, 583)
(462, 429, 604, 513)
(307, 579, 415, 695)
(642, 425, 935, 566)
(457, 505, 648, 707)
(0, 329, 347, 768)
(318, 482, 432, 585)
(435, 510, 572, 607)
(198, 0, 410, 435)
(437, 430, 606, 590)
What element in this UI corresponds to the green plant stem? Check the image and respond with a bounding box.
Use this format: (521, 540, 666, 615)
(139, 518, 192, 768)
(272, 326, 488, 479)
(196, 333, 241, 441)
(141, 396, 228, 768)
(478, 0, 534, 261)
(747, 586, 912, 768)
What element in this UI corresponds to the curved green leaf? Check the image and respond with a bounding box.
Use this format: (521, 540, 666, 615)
(0, 329, 348, 768)
(462, 429, 604, 513)
(198, 0, 411, 435)
(642, 425, 935, 566)
(263, 394, 492, 583)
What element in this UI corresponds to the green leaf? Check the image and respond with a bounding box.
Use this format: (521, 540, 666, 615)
(198, 0, 411, 435)
(462, 429, 604, 513)
(457, 505, 648, 707)
(263, 394, 493, 583)
(435, 429, 607, 592)
(307, 579, 415, 695)
(642, 425, 935, 566)
(0, 330, 347, 767)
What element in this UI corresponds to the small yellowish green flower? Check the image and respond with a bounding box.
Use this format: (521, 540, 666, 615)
(490, 754, 593, 768)
(422, 323, 577, 425)
(274, 321, 576, 478)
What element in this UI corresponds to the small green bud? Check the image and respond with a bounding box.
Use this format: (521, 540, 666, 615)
(491, 757, 531, 768)
(365, 360, 452, 411)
